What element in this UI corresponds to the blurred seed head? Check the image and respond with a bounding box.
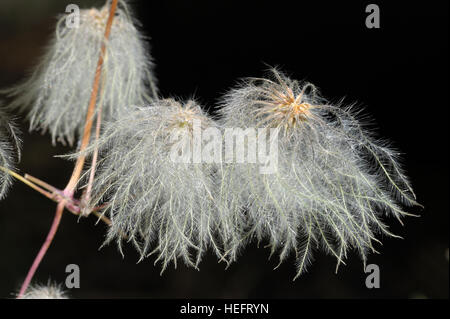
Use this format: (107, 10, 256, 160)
(21, 283, 67, 299)
(0, 107, 21, 200)
(218, 68, 419, 279)
(3, 0, 157, 146)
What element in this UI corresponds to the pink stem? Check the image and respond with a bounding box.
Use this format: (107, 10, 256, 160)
(15, 0, 119, 297)
(82, 92, 104, 214)
(17, 201, 65, 298)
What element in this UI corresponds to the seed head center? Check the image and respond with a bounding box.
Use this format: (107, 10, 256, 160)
(273, 92, 312, 127)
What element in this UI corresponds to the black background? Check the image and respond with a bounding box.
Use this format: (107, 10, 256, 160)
(0, 0, 448, 298)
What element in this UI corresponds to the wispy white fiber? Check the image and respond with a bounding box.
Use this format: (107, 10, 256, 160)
(21, 283, 68, 299)
(218, 68, 419, 279)
(0, 107, 21, 200)
(3, 0, 157, 146)
(85, 98, 221, 272)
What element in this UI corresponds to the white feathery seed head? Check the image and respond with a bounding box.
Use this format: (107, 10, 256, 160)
(218, 68, 419, 279)
(3, 0, 157, 146)
(21, 283, 68, 299)
(85, 98, 221, 272)
(0, 107, 21, 200)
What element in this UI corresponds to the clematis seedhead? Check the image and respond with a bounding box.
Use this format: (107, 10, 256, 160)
(21, 283, 68, 299)
(218, 68, 419, 279)
(85, 98, 221, 272)
(3, 0, 157, 146)
(0, 108, 21, 200)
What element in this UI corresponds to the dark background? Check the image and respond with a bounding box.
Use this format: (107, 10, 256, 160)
(0, 0, 448, 298)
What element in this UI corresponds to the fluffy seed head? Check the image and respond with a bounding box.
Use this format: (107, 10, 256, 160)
(218, 68, 419, 279)
(165, 99, 214, 134)
(87, 7, 110, 31)
(0, 107, 21, 200)
(3, 0, 157, 146)
(85, 98, 220, 272)
(249, 74, 315, 131)
(21, 283, 67, 299)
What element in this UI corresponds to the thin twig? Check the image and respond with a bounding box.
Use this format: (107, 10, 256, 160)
(0, 166, 53, 201)
(65, 0, 118, 194)
(2, 167, 113, 225)
(24, 174, 58, 193)
(16, 0, 119, 298)
(17, 201, 65, 298)
(82, 64, 107, 215)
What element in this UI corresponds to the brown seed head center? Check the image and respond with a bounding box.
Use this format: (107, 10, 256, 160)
(261, 87, 313, 129)
(167, 104, 210, 134)
(87, 7, 122, 31)
(88, 8, 109, 29)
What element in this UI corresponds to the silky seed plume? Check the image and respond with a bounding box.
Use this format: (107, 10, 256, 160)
(0, 107, 21, 200)
(84, 98, 222, 272)
(2, 0, 157, 146)
(218, 68, 419, 279)
(20, 283, 68, 299)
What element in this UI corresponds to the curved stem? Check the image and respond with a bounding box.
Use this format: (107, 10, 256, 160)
(65, 0, 118, 193)
(17, 202, 65, 298)
(17, 0, 119, 297)
(81, 68, 106, 214)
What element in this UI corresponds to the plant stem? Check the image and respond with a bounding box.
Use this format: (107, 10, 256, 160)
(16, 0, 119, 297)
(25, 174, 58, 193)
(65, 0, 118, 194)
(0, 166, 53, 200)
(4, 169, 112, 225)
(82, 68, 107, 215)
(17, 201, 64, 298)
